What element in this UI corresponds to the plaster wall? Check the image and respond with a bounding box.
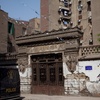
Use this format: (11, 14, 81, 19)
(18, 55, 100, 95)
(63, 60, 100, 95)
(78, 60, 100, 82)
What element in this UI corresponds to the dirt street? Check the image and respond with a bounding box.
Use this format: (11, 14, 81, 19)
(21, 94, 100, 100)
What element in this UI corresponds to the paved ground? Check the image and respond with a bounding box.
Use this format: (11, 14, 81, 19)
(21, 94, 100, 100)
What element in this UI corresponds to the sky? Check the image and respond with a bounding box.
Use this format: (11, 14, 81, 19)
(0, 0, 40, 21)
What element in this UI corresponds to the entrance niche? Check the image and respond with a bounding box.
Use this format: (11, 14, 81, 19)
(31, 53, 64, 95)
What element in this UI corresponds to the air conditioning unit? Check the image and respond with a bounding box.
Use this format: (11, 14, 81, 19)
(70, 22, 73, 26)
(78, 20, 81, 23)
(88, 16, 92, 20)
(78, 8, 82, 12)
(80, 4, 83, 8)
(58, 17, 62, 24)
(58, 8, 62, 13)
(78, 5, 83, 12)
(69, 2, 72, 5)
(89, 39, 93, 45)
(59, 18, 62, 22)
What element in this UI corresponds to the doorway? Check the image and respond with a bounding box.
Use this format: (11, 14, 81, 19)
(31, 53, 64, 95)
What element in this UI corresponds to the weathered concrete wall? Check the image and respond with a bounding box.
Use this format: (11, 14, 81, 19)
(18, 54, 100, 96)
(17, 55, 32, 93)
(63, 59, 100, 96)
(78, 60, 100, 95)
(78, 60, 100, 82)
(19, 67, 32, 93)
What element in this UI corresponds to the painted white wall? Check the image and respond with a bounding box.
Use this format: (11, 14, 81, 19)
(78, 60, 100, 82)
(63, 60, 100, 94)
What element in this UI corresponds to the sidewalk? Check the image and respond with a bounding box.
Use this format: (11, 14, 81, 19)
(21, 94, 100, 100)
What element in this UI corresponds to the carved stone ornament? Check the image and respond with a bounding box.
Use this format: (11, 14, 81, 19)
(17, 58, 28, 73)
(65, 55, 78, 73)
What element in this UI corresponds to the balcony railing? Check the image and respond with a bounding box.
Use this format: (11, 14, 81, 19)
(79, 45, 100, 59)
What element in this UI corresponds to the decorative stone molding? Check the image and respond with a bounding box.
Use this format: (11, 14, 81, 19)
(65, 54, 78, 73)
(27, 43, 66, 54)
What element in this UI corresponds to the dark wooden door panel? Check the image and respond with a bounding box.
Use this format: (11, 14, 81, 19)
(31, 53, 64, 95)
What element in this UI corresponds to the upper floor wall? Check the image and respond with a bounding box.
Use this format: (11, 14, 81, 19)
(91, 0, 100, 45)
(0, 10, 8, 53)
(0, 9, 40, 54)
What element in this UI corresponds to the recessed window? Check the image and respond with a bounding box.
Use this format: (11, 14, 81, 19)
(22, 27, 27, 35)
(87, 1, 91, 11)
(78, 15, 82, 19)
(8, 22, 15, 36)
(78, 1, 83, 12)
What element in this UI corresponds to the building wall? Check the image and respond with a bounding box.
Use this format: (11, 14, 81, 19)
(18, 52, 100, 95)
(0, 9, 29, 53)
(78, 0, 92, 46)
(49, 0, 60, 31)
(14, 21, 28, 37)
(63, 60, 100, 95)
(16, 29, 81, 94)
(0, 9, 41, 53)
(27, 18, 40, 34)
(40, 0, 93, 45)
(40, 0, 49, 32)
(0, 10, 8, 53)
(78, 60, 100, 94)
(91, 0, 100, 45)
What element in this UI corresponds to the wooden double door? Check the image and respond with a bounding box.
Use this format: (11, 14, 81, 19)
(31, 53, 64, 95)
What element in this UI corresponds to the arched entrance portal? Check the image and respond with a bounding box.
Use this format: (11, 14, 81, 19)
(31, 53, 64, 95)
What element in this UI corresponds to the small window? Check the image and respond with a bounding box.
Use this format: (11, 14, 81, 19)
(78, 15, 82, 19)
(64, 2, 69, 7)
(87, 1, 91, 11)
(61, 9, 71, 17)
(8, 22, 15, 36)
(63, 10, 69, 17)
(62, 19, 70, 26)
(78, 1, 83, 12)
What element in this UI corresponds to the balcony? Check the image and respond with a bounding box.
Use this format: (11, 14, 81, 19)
(79, 45, 100, 60)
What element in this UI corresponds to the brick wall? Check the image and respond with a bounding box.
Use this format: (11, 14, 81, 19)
(0, 10, 8, 53)
(40, 0, 49, 32)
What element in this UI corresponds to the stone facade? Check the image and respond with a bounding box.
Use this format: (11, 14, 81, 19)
(16, 27, 83, 95)
(16, 26, 100, 96)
